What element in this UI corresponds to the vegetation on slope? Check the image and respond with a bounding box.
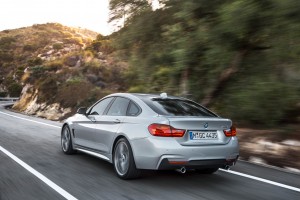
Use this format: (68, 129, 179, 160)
(109, 0, 300, 126)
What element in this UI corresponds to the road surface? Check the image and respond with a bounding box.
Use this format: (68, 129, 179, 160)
(0, 102, 299, 200)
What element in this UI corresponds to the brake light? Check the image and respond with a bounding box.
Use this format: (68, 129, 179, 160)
(148, 124, 185, 137)
(223, 126, 237, 137)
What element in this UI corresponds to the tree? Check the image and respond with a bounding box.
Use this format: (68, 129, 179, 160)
(109, 0, 151, 28)
(110, 0, 300, 125)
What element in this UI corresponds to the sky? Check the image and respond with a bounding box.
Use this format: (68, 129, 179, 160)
(0, 0, 111, 35)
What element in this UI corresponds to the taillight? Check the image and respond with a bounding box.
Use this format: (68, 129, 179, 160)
(223, 126, 237, 137)
(148, 124, 185, 137)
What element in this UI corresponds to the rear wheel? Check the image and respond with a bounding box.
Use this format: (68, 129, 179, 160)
(61, 125, 76, 154)
(113, 138, 141, 179)
(196, 168, 219, 174)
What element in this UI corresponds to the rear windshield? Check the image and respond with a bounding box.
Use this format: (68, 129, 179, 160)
(143, 98, 217, 117)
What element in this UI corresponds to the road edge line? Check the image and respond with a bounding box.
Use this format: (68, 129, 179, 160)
(0, 111, 61, 129)
(0, 145, 78, 200)
(238, 159, 300, 176)
(220, 169, 300, 193)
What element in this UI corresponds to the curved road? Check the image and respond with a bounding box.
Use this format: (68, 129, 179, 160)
(0, 102, 299, 200)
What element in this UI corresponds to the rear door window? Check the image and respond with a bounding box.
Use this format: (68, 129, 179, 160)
(106, 97, 130, 116)
(127, 101, 141, 116)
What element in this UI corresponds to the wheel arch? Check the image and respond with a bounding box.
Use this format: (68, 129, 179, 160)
(61, 123, 68, 133)
(61, 123, 75, 147)
(112, 135, 126, 156)
(112, 135, 137, 163)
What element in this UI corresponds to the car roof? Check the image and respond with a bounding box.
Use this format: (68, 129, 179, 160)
(106, 93, 185, 100)
(130, 93, 184, 100)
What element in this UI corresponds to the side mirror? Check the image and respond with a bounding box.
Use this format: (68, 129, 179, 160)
(77, 107, 87, 115)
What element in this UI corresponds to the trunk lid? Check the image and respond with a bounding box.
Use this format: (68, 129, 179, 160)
(167, 117, 232, 146)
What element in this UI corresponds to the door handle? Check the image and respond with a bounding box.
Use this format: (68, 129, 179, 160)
(113, 119, 121, 124)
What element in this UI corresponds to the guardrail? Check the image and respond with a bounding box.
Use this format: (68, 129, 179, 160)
(0, 97, 19, 102)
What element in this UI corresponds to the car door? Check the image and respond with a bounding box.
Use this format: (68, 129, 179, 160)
(92, 97, 130, 153)
(74, 97, 114, 149)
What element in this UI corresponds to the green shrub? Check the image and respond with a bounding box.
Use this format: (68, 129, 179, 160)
(15, 68, 24, 78)
(53, 43, 64, 50)
(23, 44, 38, 51)
(0, 92, 8, 97)
(56, 80, 94, 107)
(0, 36, 16, 49)
(45, 60, 63, 71)
(0, 51, 14, 62)
(8, 82, 22, 97)
(38, 76, 58, 103)
(27, 58, 43, 66)
(30, 66, 46, 79)
(66, 76, 84, 84)
(84, 59, 101, 74)
(99, 40, 114, 54)
(128, 85, 146, 93)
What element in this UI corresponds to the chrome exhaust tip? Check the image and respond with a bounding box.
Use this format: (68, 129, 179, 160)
(223, 165, 230, 170)
(176, 167, 186, 174)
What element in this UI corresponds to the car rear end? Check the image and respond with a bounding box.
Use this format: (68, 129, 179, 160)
(130, 94, 239, 171)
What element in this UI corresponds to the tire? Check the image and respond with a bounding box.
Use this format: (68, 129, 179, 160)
(61, 125, 76, 154)
(196, 168, 219, 174)
(113, 138, 141, 179)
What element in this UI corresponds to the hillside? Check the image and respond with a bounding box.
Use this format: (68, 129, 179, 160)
(0, 23, 127, 120)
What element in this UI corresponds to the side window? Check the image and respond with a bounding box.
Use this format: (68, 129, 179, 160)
(127, 102, 140, 116)
(89, 97, 113, 115)
(106, 97, 130, 116)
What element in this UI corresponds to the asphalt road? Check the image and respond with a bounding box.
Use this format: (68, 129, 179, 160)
(0, 102, 299, 200)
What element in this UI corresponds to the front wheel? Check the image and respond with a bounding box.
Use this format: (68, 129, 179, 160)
(113, 138, 141, 179)
(61, 125, 76, 154)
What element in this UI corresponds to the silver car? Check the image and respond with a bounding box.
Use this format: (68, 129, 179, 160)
(61, 93, 239, 179)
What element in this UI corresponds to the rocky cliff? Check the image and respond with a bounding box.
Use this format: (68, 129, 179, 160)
(0, 23, 127, 120)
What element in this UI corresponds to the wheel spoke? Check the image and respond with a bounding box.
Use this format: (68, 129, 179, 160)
(119, 143, 124, 153)
(120, 161, 126, 171)
(66, 131, 70, 140)
(63, 141, 68, 150)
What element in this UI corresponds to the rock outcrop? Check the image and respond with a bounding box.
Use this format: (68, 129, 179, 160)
(13, 84, 71, 121)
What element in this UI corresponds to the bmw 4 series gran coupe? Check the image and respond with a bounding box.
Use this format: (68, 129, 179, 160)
(61, 93, 239, 179)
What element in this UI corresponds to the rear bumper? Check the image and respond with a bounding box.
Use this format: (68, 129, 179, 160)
(130, 136, 239, 170)
(158, 157, 238, 170)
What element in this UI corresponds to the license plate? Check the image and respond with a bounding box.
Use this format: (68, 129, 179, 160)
(189, 131, 218, 140)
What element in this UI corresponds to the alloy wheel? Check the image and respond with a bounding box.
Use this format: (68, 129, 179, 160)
(114, 141, 130, 176)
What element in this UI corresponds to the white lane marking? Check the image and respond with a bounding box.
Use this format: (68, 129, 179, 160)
(0, 111, 61, 129)
(220, 169, 300, 193)
(0, 146, 78, 200)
